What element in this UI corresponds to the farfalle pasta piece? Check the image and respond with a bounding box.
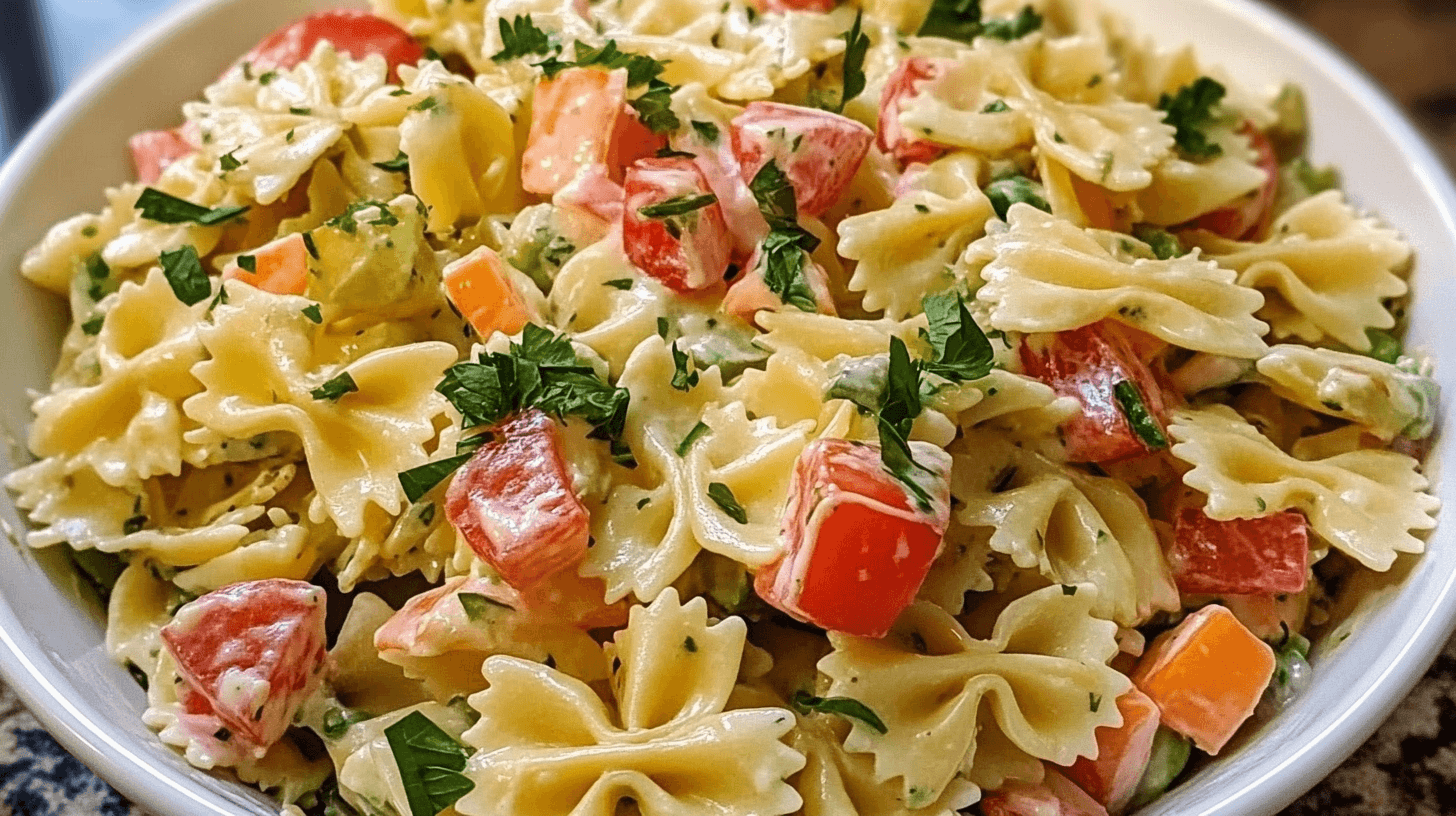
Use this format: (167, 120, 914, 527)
(182, 281, 458, 538)
(1135, 126, 1268, 226)
(1168, 405, 1439, 571)
(972, 204, 1269, 357)
(1188, 190, 1411, 351)
(840, 154, 995, 320)
(331, 702, 477, 816)
(819, 586, 1130, 806)
(550, 239, 674, 377)
(947, 429, 1178, 625)
(456, 589, 804, 816)
(21, 183, 140, 295)
(1255, 345, 1439, 441)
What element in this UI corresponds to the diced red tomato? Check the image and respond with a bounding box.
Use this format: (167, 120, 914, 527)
(442, 246, 536, 338)
(611, 107, 669, 173)
(1020, 321, 1173, 464)
(1133, 604, 1276, 755)
(878, 57, 953, 165)
(623, 157, 732, 292)
(160, 579, 328, 749)
(748, 0, 838, 11)
(671, 120, 767, 260)
(755, 438, 951, 638)
(1190, 123, 1279, 241)
(445, 409, 591, 590)
(1168, 508, 1309, 596)
(238, 10, 424, 81)
(222, 233, 308, 295)
(721, 239, 836, 323)
(983, 768, 1111, 816)
(129, 128, 197, 185)
(1064, 689, 1162, 813)
(731, 102, 874, 218)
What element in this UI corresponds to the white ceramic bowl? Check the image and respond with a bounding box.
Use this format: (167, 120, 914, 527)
(1, 1, 1453, 814)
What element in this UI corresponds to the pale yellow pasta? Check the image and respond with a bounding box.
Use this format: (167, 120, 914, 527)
(1256, 344, 1439, 441)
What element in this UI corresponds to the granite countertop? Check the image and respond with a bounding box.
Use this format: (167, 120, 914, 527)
(3, 1, 1456, 815)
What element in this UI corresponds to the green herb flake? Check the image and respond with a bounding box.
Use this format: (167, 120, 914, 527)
(676, 421, 712, 456)
(159, 245, 212, 306)
(539, 40, 668, 87)
(126, 660, 149, 691)
(384, 711, 475, 816)
(1089, 692, 1102, 713)
(1159, 76, 1227, 161)
(80, 314, 105, 335)
(459, 592, 515, 621)
(122, 514, 148, 535)
(636, 497, 652, 510)
(982, 5, 1043, 40)
(830, 11, 869, 113)
(639, 193, 717, 220)
(981, 99, 1010, 113)
(1256, 496, 1268, 512)
(322, 706, 371, 740)
(603, 278, 634, 290)
(1291, 157, 1340, 195)
(1132, 225, 1185, 260)
(707, 482, 748, 524)
(218, 150, 243, 172)
(374, 151, 411, 173)
(302, 232, 320, 259)
(419, 502, 437, 526)
(409, 96, 439, 113)
(301, 303, 323, 324)
(657, 317, 670, 339)
(136, 187, 250, 226)
(791, 691, 888, 734)
(983, 175, 1050, 221)
(748, 159, 799, 229)
(670, 342, 700, 391)
(759, 229, 819, 313)
(629, 80, 681, 134)
(691, 120, 721, 143)
(683, 636, 698, 653)
(398, 452, 476, 504)
(310, 371, 359, 402)
(257, 70, 278, 85)
(236, 254, 257, 273)
(920, 293, 994, 382)
(289, 106, 312, 115)
(493, 15, 556, 62)
(1062, 585, 1078, 596)
(1364, 328, 1402, 364)
(1112, 380, 1168, 451)
(876, 336, 936, 510)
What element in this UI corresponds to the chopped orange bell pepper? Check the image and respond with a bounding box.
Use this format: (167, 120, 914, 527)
(442, 246, 535, 339)
(1064, 688, 1162, 813)
(1133, 604, 1275, 755)
(222, 233, 308, 295)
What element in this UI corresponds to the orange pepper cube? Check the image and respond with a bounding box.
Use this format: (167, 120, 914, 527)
(1133, 605, 1275, 755)
(223, 233, 308, 295)
(443, 246, 535, 339)
(1064, 688, 1161, 813)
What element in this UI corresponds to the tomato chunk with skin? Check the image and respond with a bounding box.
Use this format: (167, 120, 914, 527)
(755, 438, 952, 638)
(623, 157, 732, 292)
(160, 579, 328, 749)
(1191, 123, 1279, 241)
(129, 128, 196, 184)
(983, 768, 1111, 816)
(1020, 321, 1172, 464)
(1133, 604, 1276, 755)
(1168, 507, 1309, 596)
(239, 10, 424, 81)
(523, 68, 664, 196)
(1064, 689, 1162, 814)
(222, 233, 308, 295)
(731, 102, 874, 218)
(446, 409, 591, 590)
(878, 57, 953, 165)
(443, 246, 536, 338)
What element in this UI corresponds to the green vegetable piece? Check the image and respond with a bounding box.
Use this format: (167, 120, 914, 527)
(629, 80, 681, 134)
(398, 452, 476, 504)
(831, 11, 869, 113)
(691, 120, 720, 143)
(493, 15, 556, 63)
(759, 229, 819, 313)
(791, 691, 889, 734)
(459, 592, 515, 621)
(981, 5, 1042, 40)
(159, 245, 212, 306)
(1132, 225, 1186, 260)
(1363, 328, 1403, 364)
(670, 342, 700, 392)
(322, 706, 372, 740)
(748, 160, 800, 229)
(920, 292, 994, 382)
(1127, 726, 1193, 810)
(984, 174, 1050, 221)
(676, 421, 712, 456)
(68, 545, 126, 605)
(218, 150, 243, 172)
(1113, 380, 1169, 450)
(80, 314, 105, 336)
(707, 482, 748, 524)
(374, 151, 411, 173)
(639, 193, 717, 220)
(603, 278, 634, 290)
(311, 371, 359, 402)
(384, 710, 475, 816)
(918, 0, 985, 42)
(301, 303, 323, 324)
(136, 187, 250, 225)
(1290, 157, 1340, 196)
(1158, 76, 1227, 161)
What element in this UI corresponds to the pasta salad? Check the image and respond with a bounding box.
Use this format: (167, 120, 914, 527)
(4, 0, 1441, 815)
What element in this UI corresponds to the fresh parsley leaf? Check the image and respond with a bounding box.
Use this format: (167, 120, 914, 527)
(630, 80, 681, 134)
(302, 232, 320, 259)
(984, 174, 1050, 221)
(493, 15, 556, 62)
(707, 482, 748, 524)
(301, 303, 323, 323)
(136, 187, 250, 225)
(218, 150, 243, 172)
(458, 592, 515, 621)
(918, 0, 985, 42)
(1089, 692, 1103, 713)
(676, 421, 711, 456)
(207, 284, 228, 312)
(327, 200, 397, 234)
(1158, 77, 1227, 161)
(920, 293, 994, 382)
(1290, 157, 1340, 195)
(289, 106, 312, 115)
(539, 40, 667, 87)
(311, 371, 359, 402)
(123, 514, 148, 535)
(384, 711, 475, 816)
(257, 70, 278, 85)
(374, 151, 411, 173)
(670, 342, 700, 391)
(80, 314, 105, 335)
(398, 452, 476, 503)
(748, 160, 800, 229)
(1364, 328, 1403, 364)
(877, 336, 935, 509)
(1132, 225, 1185, 259)
(791, 691, 888, 734)
(409, 96, 439, 113)
(603, 278, 634, 290)
(982, 5, 1042, 40)
(981, 99, 1010, 113)
(691, 120, 721, 143)
(657, 317, 670, 339)
(236, 254, 257, 273)
(1112, 380, 1169, 450)
(834, 11, 869, 113)
(759, 229, 819, 313)
(159, 245, 212, 306)
(639, 193, 717, 219)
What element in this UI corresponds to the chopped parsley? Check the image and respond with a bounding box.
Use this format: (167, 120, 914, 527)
(604, 278, 634, 290)
(539, 40, 667, 87)
(918, 0, 1042, 44)
(374, 151, 411, 173)
(409, 96, 439, 113)
(399, 453, 476, 503)
(630, 80, 681, 134)
(235, 254, 257, 274)
(322, 706, 371, 739)
(289, 106, 311, 115)
(218, 150, 243, 172)
(1290, 157, 1340, 195)
(327, 200, 399, 234)
(301, 303, 323, 324)
(384, 711, 475, 816)
(670, 341, 700, 391)
(707, 482, 748, 524)
(311, 372, 359, 402)
(748, 160, 800, 232)
(639, 193, 718, 220)
(492, 15, 555, 62)
(983, 174, 1050, 221)
(159, 245, 211, 306)
(982, 5, 1043, 40)
(920, 292, 994, 382)
(1089, 692, 1102, 713)
(80, 314, 105, 335)
(458, 592, 515, 621)
(136, 187, 250, 226)
(824, 11, 869, 114)
(1159, 77, 1227, 161)
(981, 99, 1010, 113)
(691, 120, 721, 143)
(1112, 380, 1168, 450)
(676, 421, 712, 456)
(747, 160, 822, 313)
(122, 514, 148, 535)
(302, 232, 319, 259)
(791, 691, 888, 734)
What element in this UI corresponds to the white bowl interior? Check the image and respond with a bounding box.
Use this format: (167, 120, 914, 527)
(0, 1, 1453, 815)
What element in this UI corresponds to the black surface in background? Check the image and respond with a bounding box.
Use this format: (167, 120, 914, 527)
(0, 0, 54, 151)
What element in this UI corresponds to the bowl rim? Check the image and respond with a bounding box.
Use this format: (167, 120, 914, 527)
(2, 0, 1456, 814)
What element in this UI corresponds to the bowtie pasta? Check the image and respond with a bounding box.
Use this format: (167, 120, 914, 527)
(4, 1, 1441, 815)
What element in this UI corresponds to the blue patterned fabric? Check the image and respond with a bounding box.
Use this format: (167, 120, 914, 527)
(0, 684, 139, 816)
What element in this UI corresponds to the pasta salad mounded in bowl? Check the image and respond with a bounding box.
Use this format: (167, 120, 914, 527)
(4, 0, 1442, 814)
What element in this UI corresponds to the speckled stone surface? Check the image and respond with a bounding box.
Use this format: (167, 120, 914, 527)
(1, 1, 1454, 816)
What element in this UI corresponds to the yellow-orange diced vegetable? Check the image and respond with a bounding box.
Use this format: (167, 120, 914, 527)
(443, 247, 534, 338)
(522, 67, 627, 196)
(1133, 605, 1275, 755)
(223, 233, 307, 295)
(1064, 688, 1162, 814)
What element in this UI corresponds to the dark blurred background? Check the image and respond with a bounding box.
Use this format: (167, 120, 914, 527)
(0, 1, 1452, 815)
